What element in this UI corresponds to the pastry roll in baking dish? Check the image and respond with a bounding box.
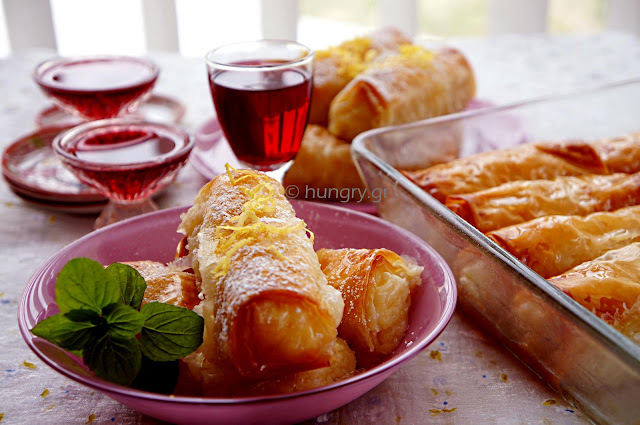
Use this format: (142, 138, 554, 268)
(590, 131, 640, 174)
(610, 300, 640, 344)
(316, 248, 423, 366)
(282, 125, 367, 200)
(328, 47, 475, 141)
(310, 27, 411, 126)
(404, 139, 612, 202)
(446, 173, 640, 233)
(487, 205, 640, 279)
(548, 242, 640, 320)
(178, 167, 344, 378)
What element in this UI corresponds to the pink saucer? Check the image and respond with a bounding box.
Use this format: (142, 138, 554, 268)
(2, 126, 106, 203)
(2, 126, 175, 211)
(35, 93, 186, 128)
(9, 188, 107, 214)
(19, 201, 457, 425)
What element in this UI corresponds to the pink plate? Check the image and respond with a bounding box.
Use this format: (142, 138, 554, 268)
(35, 93, 187, 128)
(19, 201, 456, 425)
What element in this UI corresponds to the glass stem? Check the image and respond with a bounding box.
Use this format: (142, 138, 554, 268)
(94, 198, 158, 230)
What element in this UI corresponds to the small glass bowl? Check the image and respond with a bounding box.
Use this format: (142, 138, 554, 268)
(53, 119, 193, 228)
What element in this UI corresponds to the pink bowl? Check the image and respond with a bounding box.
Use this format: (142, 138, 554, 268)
(18, 201, 456, 425)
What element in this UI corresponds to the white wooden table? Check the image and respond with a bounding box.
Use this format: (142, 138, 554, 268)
(1, 32, 639, 424)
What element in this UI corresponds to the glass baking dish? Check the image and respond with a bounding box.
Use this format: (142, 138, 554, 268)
(351, 79, 640, 425)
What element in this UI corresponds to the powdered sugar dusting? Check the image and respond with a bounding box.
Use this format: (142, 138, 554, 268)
(178, 169, 343, 373)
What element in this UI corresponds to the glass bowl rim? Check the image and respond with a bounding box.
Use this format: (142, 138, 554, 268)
(33, 54, 160, 92)
(52, 118, 194, 171)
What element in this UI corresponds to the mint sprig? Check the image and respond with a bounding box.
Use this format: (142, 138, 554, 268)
(140, 302, 205, 362)
(106, 262, 146, 311)
(30, 313, 101, 351)
(31, 258, 204, 389)
(83, 334, 141, 386)
(55, 257, 121, 314)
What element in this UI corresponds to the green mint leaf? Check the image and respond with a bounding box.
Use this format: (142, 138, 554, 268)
(56, 258, 121, 314)
(31, 313, 103, 351)
(106, 263, 146, 311)
(103, 303, 144, 340)
(65, 309, 102, 323)
(140, 302, 204, 362)
(131, 356, 179, 394)
(83, 335, 141, 386)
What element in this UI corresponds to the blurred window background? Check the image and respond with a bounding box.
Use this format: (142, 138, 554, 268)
(0, 0, 622, 58)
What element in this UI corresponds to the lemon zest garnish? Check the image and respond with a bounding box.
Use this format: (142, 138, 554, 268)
(372, 44, 434, 70)
(267, 245, 286, 261)
(213, 165, 314, 277)
(213, 237, 254, 278)
(316, 37, 379, 79)
(316, 37, 434, 79)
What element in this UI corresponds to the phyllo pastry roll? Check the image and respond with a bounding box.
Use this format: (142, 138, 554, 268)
(446, 173, 640, 233)
(590, 131, 640, 173)
(124, 260, 201, 310)
(282, 125, 367, 200)
(610, 300, 640, 345)
(178, 337, 357, 397)
(316, 248, 423, 366)
(404, 139, 611, 202)
(245, 337, 357, 396)
(486, 205, 640, 279)
(178, 167, 344, 378)
(327, 46, 475, 141)
(548, 243, 640, 321)
(310, 27, 411, 126)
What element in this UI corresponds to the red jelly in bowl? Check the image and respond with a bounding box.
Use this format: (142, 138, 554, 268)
(34, 56, 159, 121)
(53, 119, 193, 228)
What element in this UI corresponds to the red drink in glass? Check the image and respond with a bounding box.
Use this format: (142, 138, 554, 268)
(34, 56, 159, 121)
(206, 41, 314, 172)
(54, 119, 193, 228)
(209, 61, 311, 169)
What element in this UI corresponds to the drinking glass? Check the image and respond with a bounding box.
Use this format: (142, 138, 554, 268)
(33, 55, 159, 121)
(205, 40, 314, 175)
(53, 119, 193, 229)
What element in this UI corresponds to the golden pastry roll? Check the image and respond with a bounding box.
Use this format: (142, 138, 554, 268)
(327, 46, 475, 141)
(310, 27, 411, 126)
(446, 173, 640, 233)
(178, 167, 344, 378)
(282, 125, 367, 201)
(178, 337, 356, 397)
(316, 248, 423, 366)
(245, 337, 357, 395)
(610, 300, 640, 345)
(405, 139, 610, 202)
(590, 131, 640, 174)
(177, 347, 243, 397)
(487, 205, 640, 279)
(548, 242, 640, 320)
(124, 260, 201, 310)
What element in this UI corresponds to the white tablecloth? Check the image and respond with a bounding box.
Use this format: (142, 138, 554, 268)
(1, 32, 639, 424)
